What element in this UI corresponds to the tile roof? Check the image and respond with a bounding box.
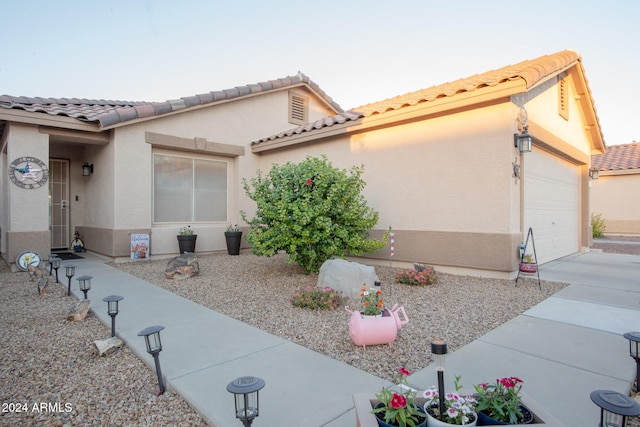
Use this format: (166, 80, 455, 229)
(0, 72, 342, 129)
(591, 142, 640, 171)
(254, 50, 583, 145)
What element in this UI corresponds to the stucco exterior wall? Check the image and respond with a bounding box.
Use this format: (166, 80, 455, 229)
(591, 171, 640, 235)
(102, 87, 336, 257)
(4, 123, 51, 262)
(252, 102, 523, 275)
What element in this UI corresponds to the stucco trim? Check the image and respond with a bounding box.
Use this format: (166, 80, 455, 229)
(0, 108, 99, 132)
(360, 229, 522, 273)
(527, 120, 590, 165)
(40, 126, 110, 145)
(145, 131, 244, 157)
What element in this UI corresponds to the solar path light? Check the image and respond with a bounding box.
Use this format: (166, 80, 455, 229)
(76, 275, 92, 299)
(64, 264, 76, 296)
(590, 389, 640, 427)
(138, 325, 166, 395)
(227, 376, 265, 427)
(103, 295, 123, 337)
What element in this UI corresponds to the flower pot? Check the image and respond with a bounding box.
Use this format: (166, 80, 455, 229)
(346, 305, 409, 348)
(424, 403, 477, 426)
(224, 231, 242, 255)
(519, 263, 537, 274)
(477, 405, 533, 425)
(373, 402, 427, 427)
(177, 235, 197, 254)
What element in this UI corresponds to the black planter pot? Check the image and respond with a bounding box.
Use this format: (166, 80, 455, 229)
(477, 405, 533, 425)
(224, 231, 242, 255)
(177, 235, 197, 254)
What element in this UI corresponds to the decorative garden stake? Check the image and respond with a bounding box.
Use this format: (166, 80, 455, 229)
(623, 332, 640, 392)
(65, 264, 76, 296)
(590, 389, 640, 427)
(76, 275, 92, 299)
(138, 325, 166, 395)
(432, 339, 448, 420)
(226, 376, 265, 427)
(103, 295, 123, 337)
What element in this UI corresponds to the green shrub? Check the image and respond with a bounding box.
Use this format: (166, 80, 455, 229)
(291, 286, 348, 310)
(395, 266, 437, 286)
(241, 155, 387, 274)
(591, 213, 606, 238)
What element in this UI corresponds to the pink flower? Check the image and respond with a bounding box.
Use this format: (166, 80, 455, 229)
(398, 367, 410, 377)
(390, 393, 407, 409)
(305, 179, 312, 186)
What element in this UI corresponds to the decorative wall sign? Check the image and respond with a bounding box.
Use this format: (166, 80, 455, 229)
(8, 156, 49, 189)
(16, 251, 42, 271)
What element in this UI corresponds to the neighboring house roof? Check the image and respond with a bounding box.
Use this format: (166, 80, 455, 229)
(591, 142, 640, 171)
(253, 50, 601, 147)
(0, 72, 342, 130)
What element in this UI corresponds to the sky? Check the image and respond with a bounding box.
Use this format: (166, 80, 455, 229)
(2, 0, 638, 146)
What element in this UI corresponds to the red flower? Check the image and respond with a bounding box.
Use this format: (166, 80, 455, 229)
(305, 179, 312, 186)
(390, 393, 407, 409)
(398, 367, 410, 376)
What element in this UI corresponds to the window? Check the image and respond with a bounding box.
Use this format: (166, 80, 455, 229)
(153, 153, 227, 223)
(289, 91, 308, 125)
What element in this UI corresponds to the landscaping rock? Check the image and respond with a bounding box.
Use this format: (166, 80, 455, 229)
(317, 258, 378, 299)
(164, 253, 199, 279)
(94, 336, 123, 356)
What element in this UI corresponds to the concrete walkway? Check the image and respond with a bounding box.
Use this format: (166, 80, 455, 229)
(66, 251, 640, 426)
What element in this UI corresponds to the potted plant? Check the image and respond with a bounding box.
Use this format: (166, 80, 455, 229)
(519, 254, 537, 273)
(473, 377, 533, 425)
(371, 367, 427, 427)
(177, 226, 197, 254)
(422, 376, 478, 426)
(224, 223, 242, 255)
(361, 283, 383, 317)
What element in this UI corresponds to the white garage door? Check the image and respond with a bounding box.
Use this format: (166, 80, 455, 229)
(523, 149, 579, 264)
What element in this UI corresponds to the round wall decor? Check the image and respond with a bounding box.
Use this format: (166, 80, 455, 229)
(8, 156, 49, 189)
(16, 251, 42, 271)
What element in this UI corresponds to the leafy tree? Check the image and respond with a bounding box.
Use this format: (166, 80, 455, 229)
(241, 156, 387, 274)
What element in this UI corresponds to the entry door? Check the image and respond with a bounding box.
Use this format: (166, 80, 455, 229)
(49, 159, 70, 249)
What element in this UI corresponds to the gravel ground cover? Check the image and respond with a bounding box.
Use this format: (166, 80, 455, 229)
(2, 236, 637, 426)
(0, 259, 207, 427)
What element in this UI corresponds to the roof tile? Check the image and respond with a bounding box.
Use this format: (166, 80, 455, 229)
(252, 50, 585, 145)
(0, 72, 342, 128)
(591, 142, 640, 171)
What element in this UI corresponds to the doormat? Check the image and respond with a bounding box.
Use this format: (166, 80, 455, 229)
(52, 252, 83, 260)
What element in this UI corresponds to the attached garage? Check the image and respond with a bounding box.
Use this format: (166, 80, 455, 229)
(523, 148, 580, 264)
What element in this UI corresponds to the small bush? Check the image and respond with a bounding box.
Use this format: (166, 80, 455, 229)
(591, 213, 606, 238)
(395, 266, 437, 286)
(291, 286, 348, 310)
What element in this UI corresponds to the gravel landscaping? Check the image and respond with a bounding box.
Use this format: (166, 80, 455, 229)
(2, 237, 638, 426)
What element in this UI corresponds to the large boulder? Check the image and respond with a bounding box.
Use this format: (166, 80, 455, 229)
(317, 258, 378, 299)
(164, 253, 199, 279)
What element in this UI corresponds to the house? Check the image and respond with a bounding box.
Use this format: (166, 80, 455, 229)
(591, 142, 640, 235)
(251, 50, 605, 277)
(1, 50, 605, 277)
(0, 73, 342, 269)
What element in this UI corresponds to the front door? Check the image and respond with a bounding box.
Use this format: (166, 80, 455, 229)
(49, 159, 70, 250)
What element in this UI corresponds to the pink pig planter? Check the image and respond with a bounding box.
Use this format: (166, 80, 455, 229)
(346, 304, 409, 349)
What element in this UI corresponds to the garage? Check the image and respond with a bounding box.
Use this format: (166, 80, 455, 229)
(523, 149, 580, 264)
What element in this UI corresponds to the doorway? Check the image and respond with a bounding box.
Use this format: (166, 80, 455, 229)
(49, 159, 70, 250)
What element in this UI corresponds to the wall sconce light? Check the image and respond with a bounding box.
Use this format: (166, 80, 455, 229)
(590, 389, 640, 427)
(227, 376, 265, 427)
(589, 168, 600, 180)
(138, 325, 166, 395)
(82, 162, 94, 176)
(514, 126, 533, 153)
(623, 332, 640, 392)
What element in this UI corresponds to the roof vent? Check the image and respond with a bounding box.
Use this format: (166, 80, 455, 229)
(289, 91, 307, 125)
